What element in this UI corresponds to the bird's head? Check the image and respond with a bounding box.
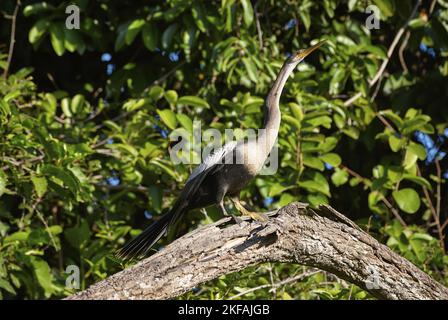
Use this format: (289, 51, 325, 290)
(287, 40, 326, 65)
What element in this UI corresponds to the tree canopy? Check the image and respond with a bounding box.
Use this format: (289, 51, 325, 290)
(0, 0, 447, 299)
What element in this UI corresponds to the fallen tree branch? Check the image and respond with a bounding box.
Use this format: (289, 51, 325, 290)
(68, 202, 448, 300)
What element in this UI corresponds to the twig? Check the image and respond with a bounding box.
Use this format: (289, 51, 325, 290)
(370, 72, 384, 102)
(94, 183, 148, 194)
(398, 31, 411, 74)
(417, 166, 438, 221)
(434, 159, 444, 251)
(343, 0, 422, 107)
(381, 195, 408, 228)
(254, 1, 263, 48)
(228, 270, 320, 300)
(429, 0, 437, 15)
(2, 0, 20, 78)
(376, 113, 397, 132)
(442, 219, 448, 231)
(339, 164, 367, 183)
(267, 263, 276, 299)
(1, 155, 44, 171)
(435, 160, 442, 222)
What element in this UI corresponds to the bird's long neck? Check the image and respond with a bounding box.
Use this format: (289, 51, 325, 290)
(260, 62, 297, 151)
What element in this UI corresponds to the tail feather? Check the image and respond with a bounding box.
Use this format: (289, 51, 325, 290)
(116, 208, 180, 261)
(117, 163, 212, 261)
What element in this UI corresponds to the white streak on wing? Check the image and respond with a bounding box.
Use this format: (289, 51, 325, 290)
(187, 141, 238, 183)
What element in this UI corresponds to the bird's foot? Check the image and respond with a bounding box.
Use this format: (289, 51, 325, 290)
(219, 203, 244, 224)
(245, 210, 269, 222)
(232, 199, 269, 222)
(233, 215, 243, 224)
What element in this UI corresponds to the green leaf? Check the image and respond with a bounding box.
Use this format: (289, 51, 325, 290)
(157, 109, 177, 130)
(283, 115, 301, 129)
(149, 86, 164, 101)
(176, 113, 193, 132)
(408, 142, 426, 160)
(23, 2, 54, 16)
(142, 23, 159, 51)
(373, 0, 395, 18)
(178, 96, 210, 109)
(0, 99, 11, 117)
(42, 165, 79, 196)
(108, 143, 139, 157)
(304, 116, 332, 129)
(64, 29, 83, 53)
(0, 172, 6, 197)
(330, 68, 347, 94)
(4, 90, 20, 103)
(49, 23, 65, 56)
(307, 193, 329, 206)
(301, 180, 329, 196)
(31, 176, 48, 198)
(161, 24, 179, 49)
(318, 137, 338, 153)
(360, 44, 387, 59)
(4, 231, 29, 243)
(29, 20, 50, 44)
(303, 154, 325, 171)
(331, 168, 349, 186)
(299, 8, 311, 31)
(61, 98, 72, 118)
(48, 225, 63, 235)
(401, 174, 432, 190)
(401, 115, 431, 135)
(149, 185, 163, 213)
(65, 220, 90, 249)
(403, 149, 418, 170)
(242, 57, 258, 83)
(126, 19, 145, 45)
(115, 23, 129, 51)
(191, 1, 208, 32)
(409, 17, 427, 29)
(0, 278, 16, 295)
(241, 0, 254, 27)
(150, 159, 179, 181)
(30, 257, 55, 298)
(301, 172, 330, 196)
(320, 153, 341, 167)
(70, 94, 85, 114)
(288, 103, 304, 122)
(388, 135, 405, 152)
(392, 188, 421, 214)
(164, 90, 178, 105)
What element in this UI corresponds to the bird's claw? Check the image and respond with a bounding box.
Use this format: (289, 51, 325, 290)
(233, 216, 243, 224)
(246, 211, 269, 222)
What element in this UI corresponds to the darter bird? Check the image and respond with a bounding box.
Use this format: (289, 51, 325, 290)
(117, 40, 326, 260)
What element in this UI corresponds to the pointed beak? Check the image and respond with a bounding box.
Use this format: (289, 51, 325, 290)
(295, 40, 326, 60)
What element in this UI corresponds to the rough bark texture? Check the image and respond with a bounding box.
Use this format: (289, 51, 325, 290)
(68, 202, 448, 300)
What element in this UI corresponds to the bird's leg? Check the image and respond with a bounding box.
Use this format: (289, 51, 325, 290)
(231, 198, 269, 222)
(218, 199, 243, 224)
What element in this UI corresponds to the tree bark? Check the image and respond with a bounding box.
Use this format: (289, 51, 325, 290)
(68, 202, 448, 300)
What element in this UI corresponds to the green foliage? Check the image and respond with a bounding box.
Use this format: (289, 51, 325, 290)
(0, 0, 447, 299)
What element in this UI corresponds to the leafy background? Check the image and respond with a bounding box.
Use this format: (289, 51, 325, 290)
(0, 0, 447, 299)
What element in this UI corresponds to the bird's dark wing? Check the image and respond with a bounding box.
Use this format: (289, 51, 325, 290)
(186, 141, 238, 183)
(117, 141, 238, 260)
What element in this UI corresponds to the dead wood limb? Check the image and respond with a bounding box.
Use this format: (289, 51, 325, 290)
(68, 202, 448, 300)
